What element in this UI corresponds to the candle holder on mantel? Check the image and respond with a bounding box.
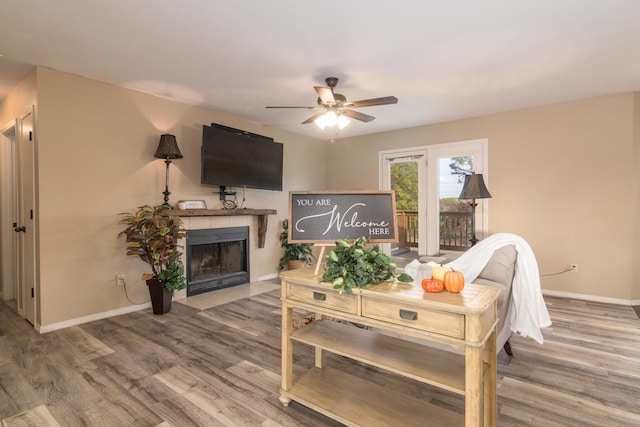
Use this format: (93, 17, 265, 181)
(153, 134, 183, 209)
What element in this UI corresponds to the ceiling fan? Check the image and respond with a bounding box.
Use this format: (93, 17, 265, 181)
(265, 77, 398, 127)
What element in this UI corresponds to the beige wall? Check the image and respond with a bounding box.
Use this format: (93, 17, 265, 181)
(326, 93, 638, 301)
(0, 68, 37, 125)
(1, 66, 638, 329)
(19, 66, 327, 327)
(633, 93, 640, 302)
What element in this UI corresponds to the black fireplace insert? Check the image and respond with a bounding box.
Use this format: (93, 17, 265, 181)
(186, 226, 250, 296)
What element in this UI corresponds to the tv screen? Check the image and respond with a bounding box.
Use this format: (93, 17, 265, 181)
(201, 123, 283, 191)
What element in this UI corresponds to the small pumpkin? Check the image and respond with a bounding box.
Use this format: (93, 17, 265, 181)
(443, 269, 465, 293)
(421, 277, 444, 293)
(432, 264, 452, 282)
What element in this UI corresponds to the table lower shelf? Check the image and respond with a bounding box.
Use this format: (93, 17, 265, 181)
(290, 319, 486, 395)
(283, 366, 463, 427)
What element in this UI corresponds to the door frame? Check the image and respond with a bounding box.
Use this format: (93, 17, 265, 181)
(0, 120, 18, 302)
(379, 138, 489, 256)
(0, 106, 38, 327)
(379, 147, 428, 255)
(17, 106, 37, 326)
(425, 139, 489, 255)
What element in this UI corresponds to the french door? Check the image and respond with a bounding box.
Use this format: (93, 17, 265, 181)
(380, 139, 488, 256)
(380, 148, 427, 255)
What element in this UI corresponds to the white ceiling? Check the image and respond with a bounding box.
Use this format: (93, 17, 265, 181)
(1, 1, 640, 140)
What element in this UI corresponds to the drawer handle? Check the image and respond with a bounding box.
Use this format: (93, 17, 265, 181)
(313, 292, 327, 301)
(399, 309, 418, 321)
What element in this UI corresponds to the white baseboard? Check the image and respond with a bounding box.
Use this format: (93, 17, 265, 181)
(33, 286, 636, 334)
(543, 289, 639, 306)
(37, 302, 151, 334)
(257, 272, 279, 281)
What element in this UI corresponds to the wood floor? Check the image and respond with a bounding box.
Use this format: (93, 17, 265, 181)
(1, 280, 640, 426)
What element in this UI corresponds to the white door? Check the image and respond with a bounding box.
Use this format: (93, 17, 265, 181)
(16, 108, 36, 325)
(380, 148, 427, 256)
(426, 139, 489, 255)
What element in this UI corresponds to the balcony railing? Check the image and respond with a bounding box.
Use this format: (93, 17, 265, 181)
(439, 211, 472, 251)
(396, 210, 472, 252)
(396, 210, 419, 249)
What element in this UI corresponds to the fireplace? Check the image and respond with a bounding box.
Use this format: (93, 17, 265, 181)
(186, 226, 250, 296)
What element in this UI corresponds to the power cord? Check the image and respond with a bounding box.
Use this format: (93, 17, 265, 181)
(540, 267, 573, 277)
(221, 186, 246, 209)
(121, 277, 149, 305)
(221, 192, 238, 209)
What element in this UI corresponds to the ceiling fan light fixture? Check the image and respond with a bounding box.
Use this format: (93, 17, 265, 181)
(314, 114, 327, 129)
(268, 76, 397, 129)
(324, 111, 338, 127)
(314, 111, 350, 130)
(315, 110, 344, 129)
(337, 114, 350, 129)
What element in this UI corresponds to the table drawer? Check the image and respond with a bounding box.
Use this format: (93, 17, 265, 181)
(287, 282, 359, 314)
(362, 297, 464, 338)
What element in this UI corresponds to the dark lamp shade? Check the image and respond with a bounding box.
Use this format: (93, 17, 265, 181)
(459, 173, 492, 200)
(154, 134, 183, 159)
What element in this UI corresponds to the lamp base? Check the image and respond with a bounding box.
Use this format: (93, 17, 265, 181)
(469, 200, 478, 247)
(161, 187, 172, 209)
(161, 159, 173, 209)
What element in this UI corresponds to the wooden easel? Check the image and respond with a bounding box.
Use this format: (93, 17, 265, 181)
(313, 243, 334, 276)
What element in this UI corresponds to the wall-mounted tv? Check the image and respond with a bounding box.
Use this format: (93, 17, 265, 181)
(201, 123, 283, 191)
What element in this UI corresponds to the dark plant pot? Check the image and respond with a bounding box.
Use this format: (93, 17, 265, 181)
(146, 278, 173, 315)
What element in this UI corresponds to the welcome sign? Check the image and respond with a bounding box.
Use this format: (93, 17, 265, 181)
(288, 191, 398, 243)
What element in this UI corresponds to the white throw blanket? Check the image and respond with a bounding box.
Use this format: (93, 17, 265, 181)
(445, 233, 551, 344)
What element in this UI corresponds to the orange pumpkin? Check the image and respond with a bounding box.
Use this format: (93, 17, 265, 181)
(443, 269, 465, 293)
(432, 264, 452, 282)
(421, 277, 444, 293)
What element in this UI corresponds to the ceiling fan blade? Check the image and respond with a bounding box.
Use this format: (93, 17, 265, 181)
(342, 109, 376, 122)
(314, 86, 335, 104)
(265, 106, 321, 109)
(349, 96, 398, 108)
(301, 111, 326, 124)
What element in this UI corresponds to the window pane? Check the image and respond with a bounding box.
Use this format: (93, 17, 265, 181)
(439, 156, 473, 252)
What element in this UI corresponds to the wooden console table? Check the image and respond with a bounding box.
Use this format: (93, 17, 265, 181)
(165, 208, 276, 248)
(279, 268, 499, 427)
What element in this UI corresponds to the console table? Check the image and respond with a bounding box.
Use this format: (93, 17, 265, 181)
(279, 268, 499, 427)
(165, 208, 276, 248)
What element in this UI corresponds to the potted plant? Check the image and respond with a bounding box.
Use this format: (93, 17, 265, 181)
(322, 236, 413, 294)
(118, 205, 187, 314)
(278, 219, 314, 270)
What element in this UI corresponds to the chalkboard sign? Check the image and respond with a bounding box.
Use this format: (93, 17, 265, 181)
(288, 191, 398, 243)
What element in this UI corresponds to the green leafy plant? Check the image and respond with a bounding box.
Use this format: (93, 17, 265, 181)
(118, 205, 187, 291)
(322, 236, 413, 294)
(279, 219, 314, 270)
(157, 258, 187, 291)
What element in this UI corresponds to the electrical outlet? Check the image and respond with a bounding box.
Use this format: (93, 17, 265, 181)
(570, 264, 579, 274)
(116, 274, 126, 286)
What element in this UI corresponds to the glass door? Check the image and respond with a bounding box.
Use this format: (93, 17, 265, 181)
(438, 156, 474, 253)
(381, 139, 488, 257)
(426, 139, 488, 256)
(380, 149, 427, 257)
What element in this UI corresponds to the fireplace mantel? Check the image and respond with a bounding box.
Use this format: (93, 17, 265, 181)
(165, 208, 277, 248)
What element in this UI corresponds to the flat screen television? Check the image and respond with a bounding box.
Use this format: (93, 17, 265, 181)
(201, 123, 283, 191)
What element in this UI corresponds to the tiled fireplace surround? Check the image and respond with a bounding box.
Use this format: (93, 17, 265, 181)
(168, 209, 277, 301)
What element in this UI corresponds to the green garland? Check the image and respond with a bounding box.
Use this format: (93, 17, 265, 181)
(322, 236, 413, 294)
